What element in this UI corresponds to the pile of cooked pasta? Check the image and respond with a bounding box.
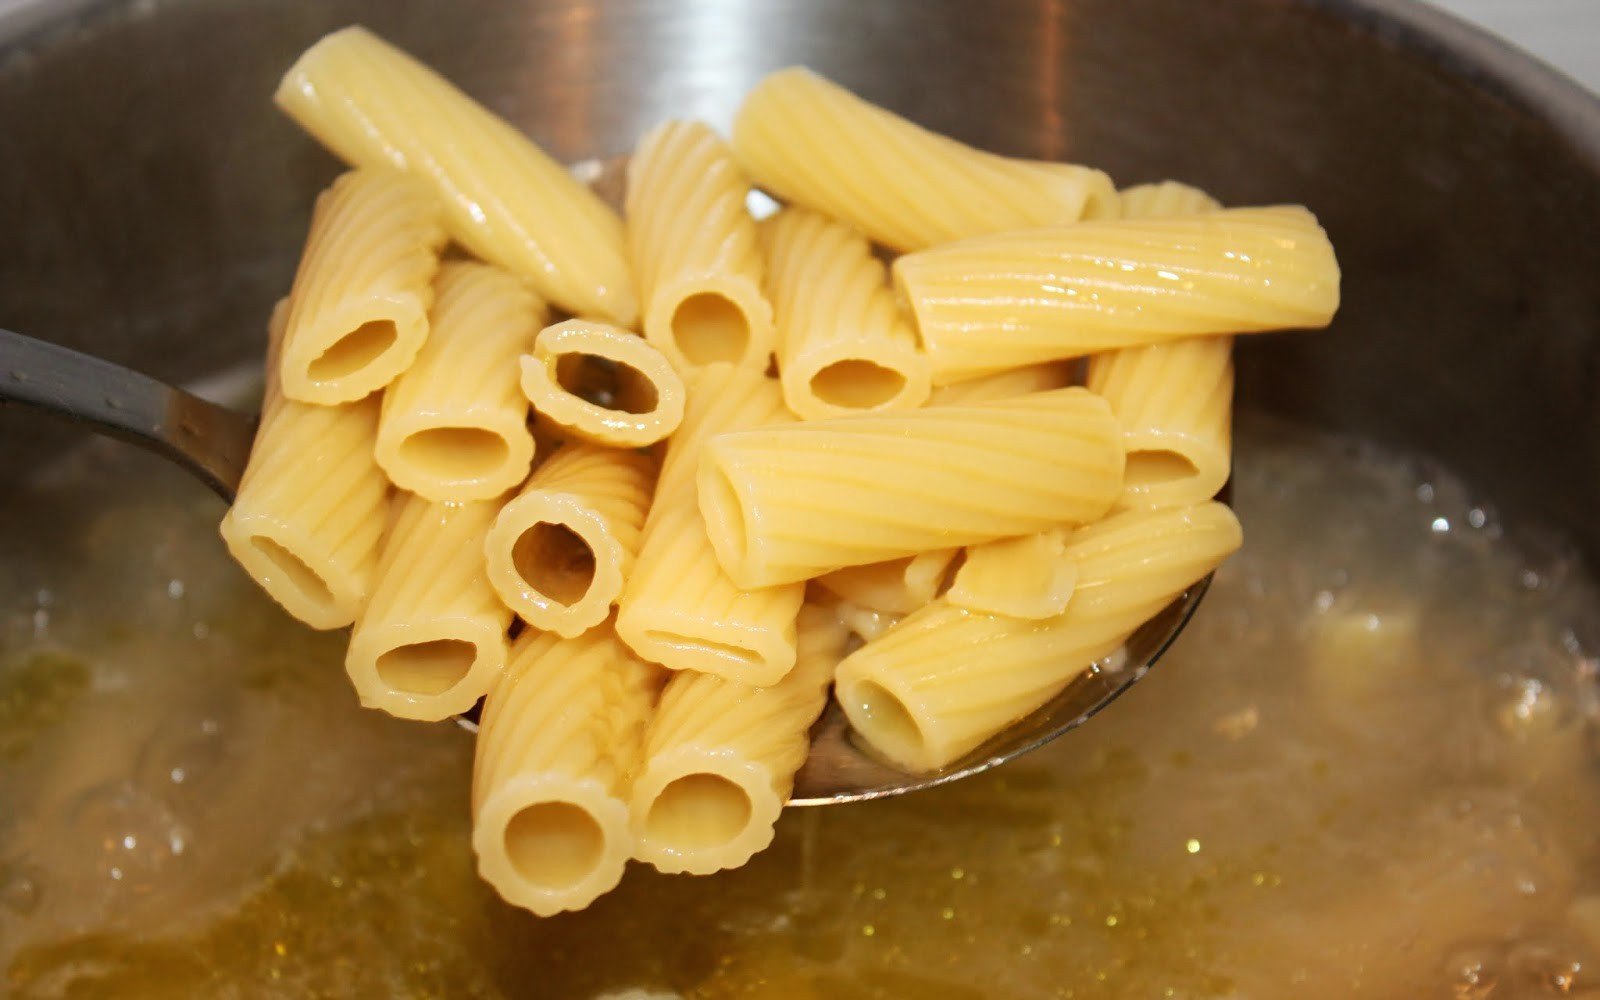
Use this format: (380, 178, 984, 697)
(221, 26, 1340, 916)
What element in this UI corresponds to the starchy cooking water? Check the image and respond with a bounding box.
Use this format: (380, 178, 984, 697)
(3, 415, 1600, 998)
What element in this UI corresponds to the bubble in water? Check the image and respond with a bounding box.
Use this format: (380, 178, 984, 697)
(0, 862, 42, 915)
(1505, 941, 1583, 994)
(136, 717, 234, 814)
(66, 781, 192, 889)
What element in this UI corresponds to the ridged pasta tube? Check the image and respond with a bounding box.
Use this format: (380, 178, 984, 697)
(759, 208, 930, 419)
(697, 387, 1125, 588)
(893, 205, 1341, 384)
(519, 320, 687, 448)
(925, 362, 1074, 407)
(484, 444, 656, 639)
(835, 502, 1243, 772)
(276, 169, 445, 404)
(630, 607, 848, 875)
(946, 530, 1077, 620)
(616, 364, 805, 686)
(221, 302, 389, 629)
(345, 494, 511, 721)
(472, 625, 662, 916)
(813, 549, 961, 617)
(375, 262, 545, 502)
(276, 27, 637, 324)
(731, 67, 1115, 251)
(1085, 181, 1232, 508)
(626, 120, 775, 372)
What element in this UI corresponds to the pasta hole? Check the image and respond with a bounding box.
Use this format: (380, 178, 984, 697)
(397, 427, 510, 481)
(850, 680, 927, 759)
(1126, 449, 1200, 487)
(809, 359, 906, 409)
(511, 521, 596, 606)
(503, 801, 605, 889)
(643, 774, 753, 851)
(375, 639, 476, 697)
(248, 536, 333, 608)
(554, 354, 659, 414)
(669, 293, 750, 366)
(307, 319, 397, 382)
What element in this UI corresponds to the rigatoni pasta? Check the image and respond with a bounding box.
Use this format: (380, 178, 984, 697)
(276, 169, 445, 405)
(946, 530, 1077, 620)
(759, 207, 930, 419)
(1116, 179, 1222, 218)
(472, 625, 661, 916)
(893, 206, 1341, 384)
(484, 444, 656, 639)
(519, 320, 687, 449)
(813, 548, 961, 617)
(925, 362, 1074, 407)
(731, 67, 1115, 251)
(375, 261, 545, 502)
(697, 387, 1125, 588)
(626, 120, 775, 373)
(275, 26, 637, 324)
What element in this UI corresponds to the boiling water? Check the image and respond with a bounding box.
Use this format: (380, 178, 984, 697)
(3, 417, 1599, 998)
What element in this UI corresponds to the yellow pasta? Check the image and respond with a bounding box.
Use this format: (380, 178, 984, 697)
(813, 548, 961, 616)
(925, 362, 1075, 407)
(345, 493, 511, 721)
(946, 529, 1077, 620)
(615, 364, 805, 686)
(835, 502, 1243, 772)
(275, 26, 637, 324)
(472, 624, 662, 917)
(519, 319, 687, 449)
(1116, 180, 1222, 218)
(221, 301, 390, 630)
(630, 606, 848, 875)
(276, 169, 445, 405)
(731, 67, 1115, 251)
(697, 387, 1125, 588)
(626, 120, 775, 372)
(759, 208, 930, 419)
(893, 205, 1341, 384)
(375, 261, 545, 502)
(484, 444, 656, 639)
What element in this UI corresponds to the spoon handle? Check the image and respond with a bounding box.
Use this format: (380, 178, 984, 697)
(0, 327, 253, 501)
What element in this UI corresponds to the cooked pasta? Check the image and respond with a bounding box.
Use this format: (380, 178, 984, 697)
(731, 67, 1115, 251)
(374, 261, 545, 502)
(221, 300, 390, 630)
(893, 205, 1341, 384)
(834, 502, 1243, 772)
(925, 362, 1075, 406)
(1116, 179, 1222, 218)
(615, 364, 805, 686)
(814, 548, 961, 616)
(472, 625, 662, 916)
(484, 444, 656, 639)
(630, 606, 848, 875)
(697, 387, 1125, 588)
(759, 207, 930, 419)
(519, 319, 687, 449)
(345, 493, 511, 721)
(626, 120, 775, 372)
(276, 169, 445, 405)
(276, 26, 637, 324)
(946, 529, 1077, 620)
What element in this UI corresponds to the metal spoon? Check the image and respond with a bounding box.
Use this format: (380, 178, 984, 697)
(0, 325, 1211, 805)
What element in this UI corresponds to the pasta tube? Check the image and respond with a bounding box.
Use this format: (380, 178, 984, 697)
(731, 67, 1115, 251)
(697, 387, 1125, 588)
(276, 27, 637, 324)
(345, 493, 511, 721)
(630, 606, 848, 875)
(813, 548, 961, 617)
(221, 302, 389, 629)
(1116, 180, 1222, 218)
(277, 169, 445, 405)
(519, 320, 686, 448)
(626, 120, 775, 372)
(946, 530, 1077, 620)
(925, 362, 1074, 407)
(893, 205, 1341, 384)
(375, 262, 545, 502)
(484, 444, 656, 639)
(759, 208, 930, 419)
(835, 503, 1243, 772)
(472, 625, 662, 917)
(616, 364, 805, 686)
